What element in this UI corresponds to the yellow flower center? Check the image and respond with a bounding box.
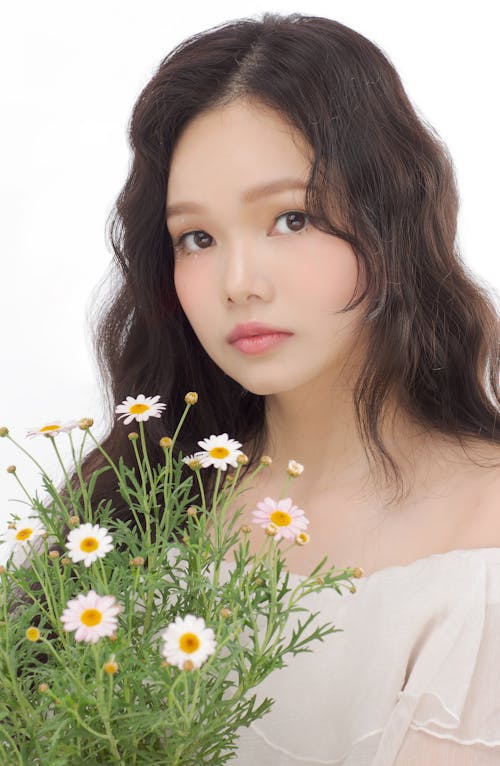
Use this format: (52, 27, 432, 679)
(179, 632, 200, 654)
(26, 627, 40, 641)
(80, 608, 102, 627)
(16, 528, 32, 541)
(80, 537, 99, 552)
(209, 447, 230, 459)
(39, 424, 61, 433)
(270, 510, 292, 527)
(129, 403, 149, 414)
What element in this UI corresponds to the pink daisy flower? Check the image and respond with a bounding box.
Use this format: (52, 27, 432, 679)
(61, 590, 121, 644)
(252, 496, 309, 542)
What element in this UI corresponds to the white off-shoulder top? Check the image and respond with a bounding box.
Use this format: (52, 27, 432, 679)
(229, 547, 500, 765)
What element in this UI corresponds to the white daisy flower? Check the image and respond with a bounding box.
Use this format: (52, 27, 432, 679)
(115, 394, 166, 425)
(66, 523, 113, 567)
(182, 451, 208, 468)
(2, 517, 46, 546)
(26, 421, 78, 438)
(160, 614, 216, 670)
(196, 433, 243, 470)
(252, 496, 309, 542)
(61, 590, 121, 643)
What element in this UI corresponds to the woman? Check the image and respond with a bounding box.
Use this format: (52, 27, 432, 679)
(84, 13, 500, 764)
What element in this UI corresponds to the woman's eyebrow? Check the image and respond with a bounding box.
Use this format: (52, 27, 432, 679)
(166, 178, 307, 219)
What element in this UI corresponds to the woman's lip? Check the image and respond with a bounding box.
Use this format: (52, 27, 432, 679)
(230, 332, 292, 355)
(226, 322, 292, 343)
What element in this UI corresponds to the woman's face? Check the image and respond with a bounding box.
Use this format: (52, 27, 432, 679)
(166, 98, 368, 397)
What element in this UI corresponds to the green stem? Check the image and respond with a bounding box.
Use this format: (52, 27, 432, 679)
(194, 467, 206, 510)
(130, 436, 150, 541)
(85, 431, 136, 511)
(50, 437, 78, 509)
(93, 645, 123, 763)
(4, 434, 51, 478)
(9, 472, 36, 509)
(68, 431, 92, 522)
(170, 402, 192, 449)
(138, 422, 155, 494)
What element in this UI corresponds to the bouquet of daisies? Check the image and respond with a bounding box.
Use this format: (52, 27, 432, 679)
(0, 393, 361, 765)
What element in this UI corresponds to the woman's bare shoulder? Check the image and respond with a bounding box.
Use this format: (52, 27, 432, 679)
(455, 440, 500, 546)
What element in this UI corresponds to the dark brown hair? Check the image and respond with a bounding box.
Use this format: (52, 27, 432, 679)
(83, 12, 499, 513)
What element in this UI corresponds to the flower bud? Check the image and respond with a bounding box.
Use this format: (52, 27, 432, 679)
(236, 453, 249, 465)
(159, 436, 173, 449)
(0, 566, 6, 575)
(48, 550, 59, 559)
(69, 515, 79, 526)
(186, 506, 197, 517)
(187, 458, 202, 470)
(287, 459, 304, 477)
(61, 557, 71, 566)
(108, 633, 118, 642)
(129, 556, 144, 567)
(260, 455, 272, 466)
(295, 532, 310, 546)
(241, 525, 252, 534)
(255, 578, 264, 586)
(128, 432, 139, 441)
(352, 567, 364, 579)
(350, 585, 357, 594)
(315, 576, 324, 585)
(0, 427, 9, 437)
(103, 659, 119, 675)
(183, 659, 195, 671)
(220, 607, 232, 619)
(78, 418, 94, 430)
(7, 522, 16, 529)
(161, 659, 169, 668)
(38, 683, 49, 693)
(184, 392, 199, 405)
(264, 523, 278, 536)
(182, 535, 190, 544)
(6, 465, 16, 474)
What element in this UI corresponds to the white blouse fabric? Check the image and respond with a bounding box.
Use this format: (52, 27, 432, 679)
(228, 547, 500, 765)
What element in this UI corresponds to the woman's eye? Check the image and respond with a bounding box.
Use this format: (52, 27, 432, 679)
(274, 211, 309, 234)
(174, 230, 213, 255)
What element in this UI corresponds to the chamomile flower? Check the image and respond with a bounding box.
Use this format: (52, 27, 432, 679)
(252, 497, 309, 542)
(182, 451, 208, 469)
(26, 421, 78, 438)
(115, 394, 166, 425)
(66, 523, 113, 567)
(61, 590, 121, 644)
(196, 433, 242, 470)
(2, 517, 46, 546)
(160, 614, 216, 670)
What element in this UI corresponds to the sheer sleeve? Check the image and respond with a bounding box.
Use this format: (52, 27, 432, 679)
(391, 584, 500, 765)
(394, 729, 500, 765)
(371, 557, 500, 765)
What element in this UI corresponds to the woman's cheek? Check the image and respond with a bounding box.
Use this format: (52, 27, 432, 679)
(173, 261, 207, 318)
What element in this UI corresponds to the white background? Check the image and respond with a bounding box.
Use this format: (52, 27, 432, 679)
(1, 1, 498, 546)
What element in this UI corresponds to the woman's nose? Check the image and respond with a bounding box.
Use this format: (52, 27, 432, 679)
(221, 238, 274, 305)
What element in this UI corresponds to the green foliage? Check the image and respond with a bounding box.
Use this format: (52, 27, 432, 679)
(0, 402, 359, 764)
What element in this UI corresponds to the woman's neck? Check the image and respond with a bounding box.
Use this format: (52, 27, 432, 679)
(260, 384, 430, 499)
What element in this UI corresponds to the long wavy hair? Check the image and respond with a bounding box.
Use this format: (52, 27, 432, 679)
(82, 12, 499, 516)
